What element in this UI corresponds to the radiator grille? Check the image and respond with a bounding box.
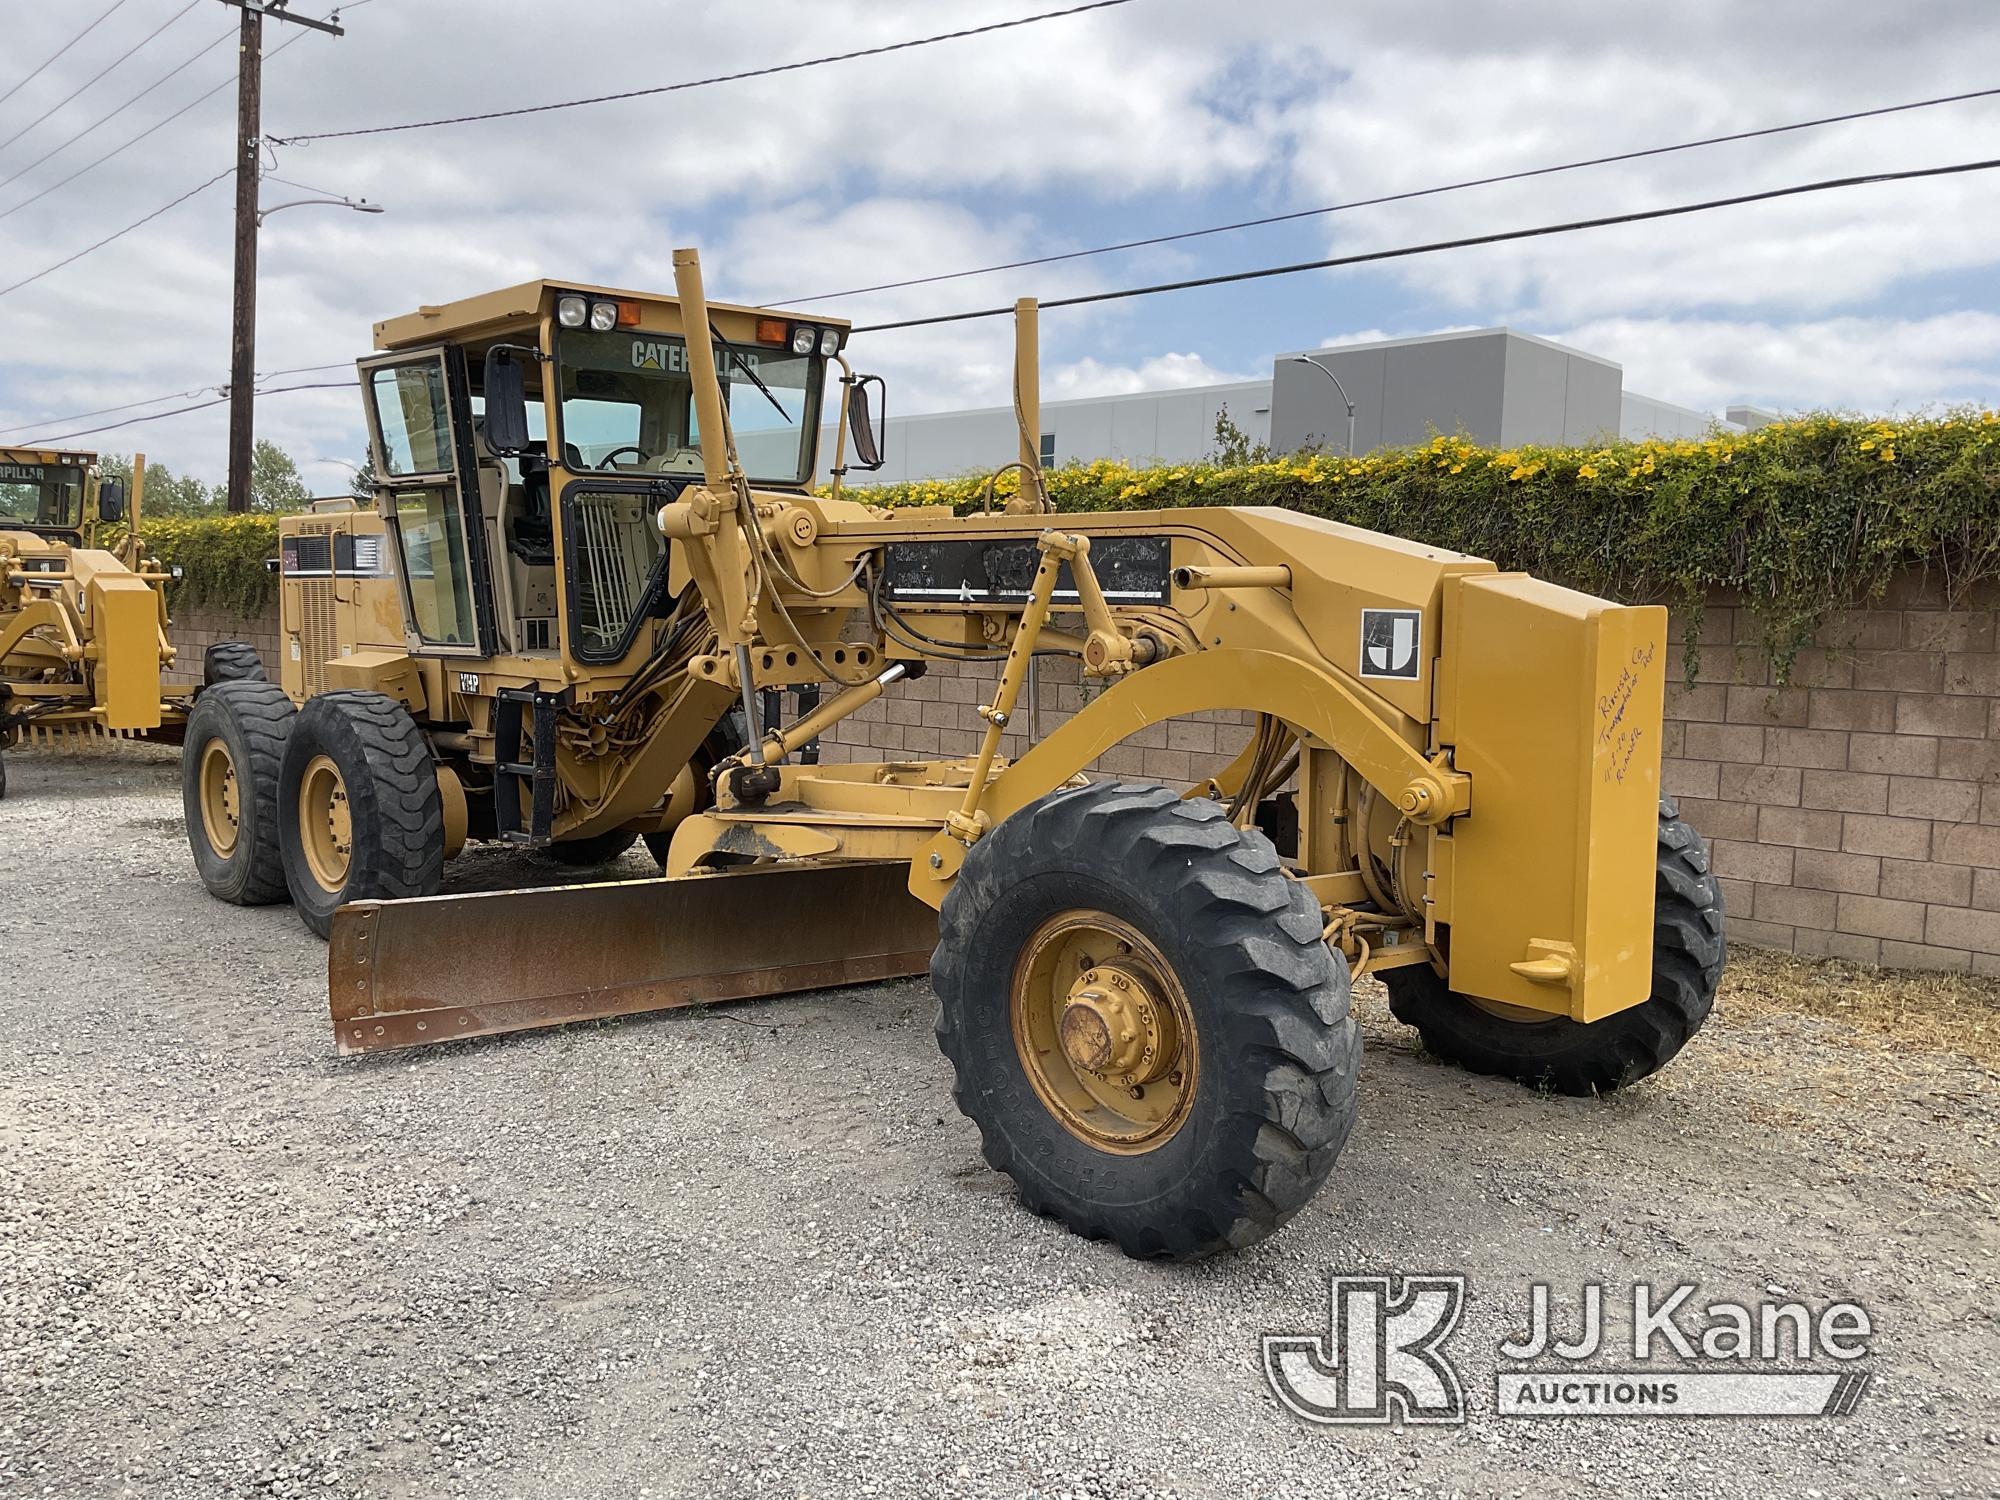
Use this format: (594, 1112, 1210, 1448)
(296, 522, 337, 694)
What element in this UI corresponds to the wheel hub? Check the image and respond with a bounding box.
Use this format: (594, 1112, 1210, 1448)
(1059, 965, 1176, 1084)
(298, 753, 353, 891)
(199, 741, 240, 857)
(1010, 910, 1199, 1153)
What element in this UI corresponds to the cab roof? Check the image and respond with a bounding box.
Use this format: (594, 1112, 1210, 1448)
(0, 445, 96, 466)
(373, 278, 852, 352)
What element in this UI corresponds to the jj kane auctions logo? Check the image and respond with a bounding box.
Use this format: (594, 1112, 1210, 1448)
(1264, 1275, 1874, 1423)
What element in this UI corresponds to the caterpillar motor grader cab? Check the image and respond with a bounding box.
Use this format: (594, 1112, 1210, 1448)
(0, 448, 194, 796)
(183, 249, 1723, 1260)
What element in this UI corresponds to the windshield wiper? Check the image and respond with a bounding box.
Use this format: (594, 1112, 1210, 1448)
(708, 319, 792, 425)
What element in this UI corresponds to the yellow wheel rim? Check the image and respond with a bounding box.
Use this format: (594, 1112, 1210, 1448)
(1010, 909, 1199, 1154)
(198, 740, 240, 858)
(297, 753, 353, 893)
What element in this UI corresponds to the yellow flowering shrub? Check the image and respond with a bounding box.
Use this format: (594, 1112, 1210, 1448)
(144, 414, 2000, 682)
(111, 513, 285, 617)
(848, 412, 2000, 679)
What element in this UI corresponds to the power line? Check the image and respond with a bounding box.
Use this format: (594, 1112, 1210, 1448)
(263, 172, 348, 198)
(0, 0, 136, 111)
(0, 0, 202, 156)
(852, 156, 2000, 333)
(787, 83, 2000, 305)
(13, 156, 1991, 446)
(0, 385, 217, 439)
(0, 362, 357, 440)
(0, 168, 231, 299)
(258, 360, 353, 380)
(0, 15, 236, 193)
(26, 380, 357, 446)
(268, 0, 1140, 144)
(0, 15, 320, 222)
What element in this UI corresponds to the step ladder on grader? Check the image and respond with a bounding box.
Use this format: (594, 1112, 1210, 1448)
(1, 450, 195, 795)
(181, 250, 1725, 1259)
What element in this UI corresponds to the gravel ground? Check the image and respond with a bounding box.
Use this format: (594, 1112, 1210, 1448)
(2, 751, 1996, 1500)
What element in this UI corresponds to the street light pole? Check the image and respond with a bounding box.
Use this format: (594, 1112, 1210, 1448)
(1286, 355, 1357, 458)
(220, 0, 344, 513)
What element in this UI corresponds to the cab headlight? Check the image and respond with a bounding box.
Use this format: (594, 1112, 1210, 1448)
(790, 325, 817, 356)
(818, 327, 841, 357)
(556, 294, 587, 328)
(588, 300, 619, 333)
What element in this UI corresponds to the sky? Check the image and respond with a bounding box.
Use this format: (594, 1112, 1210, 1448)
(0, 0, 1996, 492)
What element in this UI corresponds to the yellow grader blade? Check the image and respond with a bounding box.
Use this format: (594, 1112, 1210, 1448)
(328, 860, 938, 1056)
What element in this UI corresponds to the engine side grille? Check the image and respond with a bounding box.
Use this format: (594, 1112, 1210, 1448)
(295, 522, 337, 695)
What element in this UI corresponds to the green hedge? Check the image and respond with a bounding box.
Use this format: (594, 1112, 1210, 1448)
(126, 414, 2000, 680)
(121, 513, 282, 618)
(854, 412, 2000, 678)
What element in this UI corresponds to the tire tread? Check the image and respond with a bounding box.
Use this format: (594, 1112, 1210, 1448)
(934, 780, 1360, 1260)
(1384, 797, 1724, 1095)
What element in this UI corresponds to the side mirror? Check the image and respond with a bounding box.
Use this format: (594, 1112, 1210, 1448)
(846, 373, 886, 472)
(97, 477, 127, 523)
(482, 346, 532, 453)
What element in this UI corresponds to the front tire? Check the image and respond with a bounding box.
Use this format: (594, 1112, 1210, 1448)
(182, 680, 294, 904)
(934, 782, 1359, 1261)
(278, 691, 443, 938)
(1384, 796, 1725, 1095)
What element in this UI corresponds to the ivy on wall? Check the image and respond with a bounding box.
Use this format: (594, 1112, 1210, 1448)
(128, 413, 2000, 681)
(856, 413, 2000, 678)
(119, 514, 283, 618)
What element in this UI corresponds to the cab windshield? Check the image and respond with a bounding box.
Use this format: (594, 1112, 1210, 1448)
(0, 459, 85, 530)
(555, 328, 821, 486)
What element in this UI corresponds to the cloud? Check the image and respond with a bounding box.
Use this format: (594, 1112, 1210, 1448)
(1546, 312, 2000, 413)
(1270, 5, 2000, 323)
(1045, 351, 1261, 399)
(0, 0, 1996, 484)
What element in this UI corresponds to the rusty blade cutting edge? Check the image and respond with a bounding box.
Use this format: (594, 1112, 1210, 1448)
(327, 860, 938, 1056)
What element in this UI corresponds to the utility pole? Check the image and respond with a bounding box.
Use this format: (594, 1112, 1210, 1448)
(220, 1, 342, 513)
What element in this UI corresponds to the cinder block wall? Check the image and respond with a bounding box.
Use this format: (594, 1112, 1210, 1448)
(162, 603, 283, 687)
(168, 580, 2000, 971)
(1658, 577, 1999, 973)
(812, 652, 1253, 787)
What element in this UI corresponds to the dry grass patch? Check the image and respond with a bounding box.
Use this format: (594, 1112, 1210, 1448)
(1717, 946, 2000, 1069)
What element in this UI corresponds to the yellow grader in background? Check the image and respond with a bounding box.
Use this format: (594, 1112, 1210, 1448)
(182, 250, 1724, 1259)
(0, 447, 199, 797)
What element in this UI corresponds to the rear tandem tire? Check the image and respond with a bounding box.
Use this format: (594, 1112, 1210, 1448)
(182, 680, 295, 905)
(1382, 795, 1725, 1096)
(933, 781, 1361, 1261)
(203, 641, 268, 686)
(278, 690, 444, 939)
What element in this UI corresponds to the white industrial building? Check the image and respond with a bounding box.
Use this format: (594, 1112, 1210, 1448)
(820, 326, 1744, 486)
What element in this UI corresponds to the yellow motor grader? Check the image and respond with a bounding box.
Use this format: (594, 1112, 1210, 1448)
(0, 448, 195, 796)
(182, 250, 1723, 1259)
